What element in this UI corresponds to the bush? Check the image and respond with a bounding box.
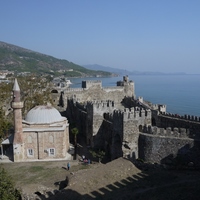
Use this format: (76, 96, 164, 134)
(0, 166, 21, 200)
(89, 149, 105, 163)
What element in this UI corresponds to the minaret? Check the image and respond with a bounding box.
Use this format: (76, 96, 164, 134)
(11, 78, 24, 161)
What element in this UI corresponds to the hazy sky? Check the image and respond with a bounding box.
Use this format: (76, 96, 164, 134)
(1, 1, 200, 73)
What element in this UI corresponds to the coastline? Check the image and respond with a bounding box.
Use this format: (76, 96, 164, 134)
(69, 74, 200, 117)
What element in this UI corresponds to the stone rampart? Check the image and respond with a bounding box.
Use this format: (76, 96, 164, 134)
(64, 86, 129, 104)
(123, 107, 151, 121)
(103, 112, 114, 122)
(162, 112, 200, 122)
(154, 113, 200, 138)
(75, 101, 87, 111)
(103, 86, 124, 92)
(152, 104, 167, 113)
(103, 107, 151, 124)
(92, 100, 115, 112)
(64, 88, 84, 92)
(62, 76, 200, 163)
(52, 76, 135, 108)
(144, 126, 190, 139)
(82, 80, 102, 89)
(138, 133, 200, 166)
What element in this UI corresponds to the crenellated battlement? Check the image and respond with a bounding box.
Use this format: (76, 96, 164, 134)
(153, 104, 167, 113)
(124, 107, 151, 120)
(103, 107, 151, 123)
(160, 112, 200, 122)
(52, 75, 135, 109)
(82, 80, 102, 89)
(89, 100, 115, 113)
(75, 101, 87, 111)
(113, 109, 124, 118)
(103, 86, 124, 92)
(138, 96, 143, 103)
(116, 75, 134, 86)
(104, 112, 114, 122)
(143, 126, 191, 139)
(65, 88, 84, 92)
(122, 107, 151, 121)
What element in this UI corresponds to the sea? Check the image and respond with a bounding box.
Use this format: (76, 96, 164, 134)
(69, 74, 200, 117)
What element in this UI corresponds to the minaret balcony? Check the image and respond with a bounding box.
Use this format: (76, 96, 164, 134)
(11, 101, 24, 109)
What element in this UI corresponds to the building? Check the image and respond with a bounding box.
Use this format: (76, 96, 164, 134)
(1, 79, 70, 162)
(51, 76, 200, 166)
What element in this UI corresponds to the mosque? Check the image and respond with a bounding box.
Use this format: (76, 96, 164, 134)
(1, 79, 70, 162)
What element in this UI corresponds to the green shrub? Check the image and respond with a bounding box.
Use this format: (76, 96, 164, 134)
(0, 166, 21, 200)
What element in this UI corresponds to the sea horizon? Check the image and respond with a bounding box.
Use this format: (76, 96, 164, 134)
(70, 74, 200, 117)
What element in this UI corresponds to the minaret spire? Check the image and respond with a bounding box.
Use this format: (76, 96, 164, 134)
(11, 78, 24, 161)
(13, 78, 20, 91)
(13, 78, 21, 102)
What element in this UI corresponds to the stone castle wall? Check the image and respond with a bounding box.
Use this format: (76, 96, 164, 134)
(58, 76, 200, 165)
(82, 80, 102, 89)
(153, 113, 200, 138)
(138, 133, 200, 166)
(66, 94, 200, 163)
(141, 126, 190, 139)
(52, 77, 135, 109)
(66, 97, 153, 159)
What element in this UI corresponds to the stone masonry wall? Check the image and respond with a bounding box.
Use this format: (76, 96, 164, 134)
(138, 133, 200, 166)
(23, 130, 68, 160)
(154, 113, 200, 138)
(123, 120, 139, 159)
(52, 77, 135, 111)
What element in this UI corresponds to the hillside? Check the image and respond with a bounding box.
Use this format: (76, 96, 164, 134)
(0, 41, 112, 77)
(83, 64, 187, 76)
(82, 64, 130, 75)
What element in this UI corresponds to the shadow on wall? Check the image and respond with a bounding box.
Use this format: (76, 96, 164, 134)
(93, 119, 124, 162)
(138, 132, 200, 169)
(161, 141, 200, 169)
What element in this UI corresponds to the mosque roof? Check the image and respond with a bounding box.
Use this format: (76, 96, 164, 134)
(25, 105, 65, 124)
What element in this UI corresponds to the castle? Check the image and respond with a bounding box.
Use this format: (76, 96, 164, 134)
(52, 75, 200, 166)
(2, 76, 200, 166)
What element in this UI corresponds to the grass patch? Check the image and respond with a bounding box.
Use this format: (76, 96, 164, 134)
(70, 163, 90, 171)
(1, 161, 91, 188)
(29, 166, 44, 173)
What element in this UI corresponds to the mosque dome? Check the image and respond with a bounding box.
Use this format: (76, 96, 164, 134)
(25, 105, 65, 124)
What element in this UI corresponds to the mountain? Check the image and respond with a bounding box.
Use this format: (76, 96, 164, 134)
(82, 64, 129, 75)
(83, 64, 187, 76)
(0, 41, 112, 77)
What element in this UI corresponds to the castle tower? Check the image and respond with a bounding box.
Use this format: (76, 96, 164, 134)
(11, 78, 24, 161)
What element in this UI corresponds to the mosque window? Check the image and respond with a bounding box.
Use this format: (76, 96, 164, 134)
(49, 148, 55, 156)
(27, 149, 34, 157)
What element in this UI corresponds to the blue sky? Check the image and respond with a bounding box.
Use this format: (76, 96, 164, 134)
(1, 0, 200, 73)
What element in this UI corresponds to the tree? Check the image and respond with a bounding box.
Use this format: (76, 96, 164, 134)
(0, 82, 12, 107)
(17, 76, 54, 115)
(0, 166, 21, 200)
(71, 127, 79, 147)
(0, 108, 12, 143)
(89, 149, 105, 163)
